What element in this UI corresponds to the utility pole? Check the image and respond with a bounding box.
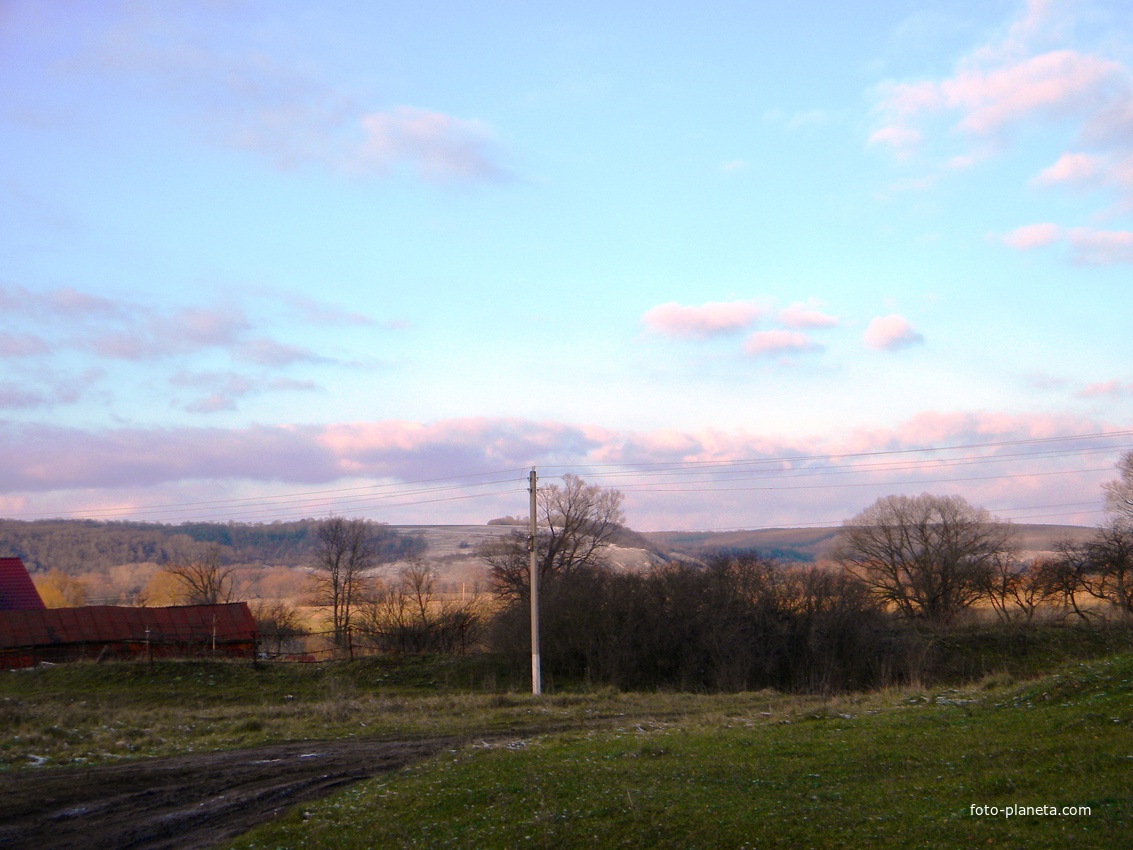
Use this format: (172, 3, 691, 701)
(528, 467, 542, 695)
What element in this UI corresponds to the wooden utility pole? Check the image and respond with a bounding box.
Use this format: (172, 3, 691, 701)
(528, 467, 542, 695)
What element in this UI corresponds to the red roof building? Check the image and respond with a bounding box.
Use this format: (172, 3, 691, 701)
(0, 557, 46, 611)
(0, 602, 257, 668)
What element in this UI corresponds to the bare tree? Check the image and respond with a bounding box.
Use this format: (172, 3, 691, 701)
(481, 474, 625, 600)
(835, 493, 1014, 623)
(1053, 455, 1133, 622)
(312, 517, 378, 647)
(1042, 541, 1095, 622)
(251, 600, 306, 656)
(163, 545, 235, 605)
(982, 556, 1062, 623)
(1103, 450, 1133, 527)
(1079, 520, 1133, 620)
(357, 559, 484, 654)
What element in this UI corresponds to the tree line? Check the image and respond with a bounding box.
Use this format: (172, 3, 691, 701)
(480, 461, 1133, 692)
(8, 455, 1133, 692)
(0, 518, 426, 575)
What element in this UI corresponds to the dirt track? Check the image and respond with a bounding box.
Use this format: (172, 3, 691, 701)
(0, 737, 456, 850)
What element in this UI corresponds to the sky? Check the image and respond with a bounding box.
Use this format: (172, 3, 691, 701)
(1, 0, 1132, 532)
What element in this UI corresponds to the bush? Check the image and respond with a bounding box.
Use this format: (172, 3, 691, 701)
(488, 553, 892, 693)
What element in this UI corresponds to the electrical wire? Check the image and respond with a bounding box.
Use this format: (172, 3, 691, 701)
(6, 427, 1128, 528)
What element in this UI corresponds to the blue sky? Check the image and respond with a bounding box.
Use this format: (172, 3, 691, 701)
(1, 0, 1131, 530)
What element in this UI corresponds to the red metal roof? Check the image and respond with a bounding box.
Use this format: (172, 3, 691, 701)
(0, 602, 256, 650)
(0, 558, 46, 611)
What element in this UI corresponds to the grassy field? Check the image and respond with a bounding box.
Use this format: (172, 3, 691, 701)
(2, 635, 1131, 848)
(223, 655, 1133, 849)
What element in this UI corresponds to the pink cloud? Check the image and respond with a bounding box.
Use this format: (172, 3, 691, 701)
(1036, 152, 1104, 186)
(0, 333, 50, 358)
(1000, 223, 1133, 264)
(172, 371, 320, 414)
(778, 302, 839, 329)
(945, 50, 1124, 137)
(742, 330, 819, 357)
(642, 300, 765, 339)
(1002, 222, 1062, 250)
(88, 307, 250, 360)
(237, 338, 326, 367)
(5, 284, 356, 367)
(0, 383, 50, 410)
(0, 412, 1117, 530)
(863, 315, 924, 351)
(356, 107, 510, 183)
(1078, 380, 1133, 399)
(874, 81, 943, 121)
(874, 48, 1128, 147)
(184, 394, 238, 414)
(867, 124, 924, 155)
(249, 288, 377, 326)
(1067, 227, 1133, 265)
(1034, 151, 1133, 210)
(0, 373, 91, 411)
(77, 6, 511, 185)
(871, 2, 1133, 175)
(0, 283, 121, 322)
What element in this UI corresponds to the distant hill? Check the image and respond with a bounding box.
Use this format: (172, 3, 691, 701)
(0, 518, 1098, 578)
(641, 523, 1096, 564)
(0, 518, 425, 575)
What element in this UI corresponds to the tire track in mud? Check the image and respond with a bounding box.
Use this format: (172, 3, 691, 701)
(0, 737, 457, 850)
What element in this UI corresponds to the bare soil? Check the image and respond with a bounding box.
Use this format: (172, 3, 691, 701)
(0, 737, 457, 850)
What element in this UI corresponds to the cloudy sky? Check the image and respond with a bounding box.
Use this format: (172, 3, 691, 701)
(2, 0, 1132, 531)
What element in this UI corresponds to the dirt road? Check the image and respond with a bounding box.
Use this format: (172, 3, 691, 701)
(0, 737, 456, 850)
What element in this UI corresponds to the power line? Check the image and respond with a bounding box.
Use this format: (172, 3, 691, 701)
(6, 427, 1127, 526)
(540, 428, 1133, 476)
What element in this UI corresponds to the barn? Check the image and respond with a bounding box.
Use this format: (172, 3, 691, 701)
(0, 557, 46, 611)
(0, 601, 258, 669)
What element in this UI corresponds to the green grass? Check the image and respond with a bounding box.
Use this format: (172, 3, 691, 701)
(0, 655, 827, 769)
(223, 655, 1133, 849)
(3, 635, 1132, 847)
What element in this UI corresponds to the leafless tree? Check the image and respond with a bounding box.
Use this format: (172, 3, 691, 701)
(1079, 520, 1133, 620)
(1103, 450, 1133, 527)
(163, 545, 235, 605)
(357, 558, 484, 654)
(312, 517, 378, 647)
(251, 600, 306, 656)
(835, 493, 1015, 623)
(1042, 541, 1095, 622)
(481, 474, 625, 600)
(1049, 456, 1133, 622)
(981, 556, 1063, 623)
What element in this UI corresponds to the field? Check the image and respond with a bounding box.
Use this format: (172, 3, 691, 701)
(1, 632, 1131, 849)
(226, 653, 1133, 849)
